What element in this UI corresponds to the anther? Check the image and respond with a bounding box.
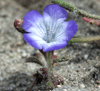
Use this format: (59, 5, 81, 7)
(51, 30, 53, 32)
(53, 32, 55, 34)
(49, 33, 50, 35)
(49, 39, 51, 41)
(47, 28, 49, 31)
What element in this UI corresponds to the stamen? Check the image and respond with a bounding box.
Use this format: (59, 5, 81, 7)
(44, 33, 46, 34)
(47, 28, 49, 31)
(49, 33, 50, 35)
(49, 39, 51, 41)
(51, 30, 53, 32)
(53, 32, 55, 34)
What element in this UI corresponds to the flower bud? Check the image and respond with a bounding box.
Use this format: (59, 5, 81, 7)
(14, 18, 28, 33)
(82, 17, 100, 27)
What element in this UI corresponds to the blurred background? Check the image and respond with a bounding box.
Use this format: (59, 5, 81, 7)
(0, 0, 100, 91)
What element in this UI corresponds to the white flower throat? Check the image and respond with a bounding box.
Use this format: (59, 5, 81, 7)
(39, 17, 66, 43)
(44, 28, 55, 43)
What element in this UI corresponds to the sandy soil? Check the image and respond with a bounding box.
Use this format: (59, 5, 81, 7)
(0, 0, 100, 91)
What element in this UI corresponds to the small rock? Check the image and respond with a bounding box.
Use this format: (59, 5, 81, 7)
(22, 52, 27, 58)
(96, 80, 100, 84)
(84, 54, 88, 59)
(17, 48, 22, 53)
(83, 43, 88, 47)
(98, 85, 100, 88)
(0, 49, 5, 53)
(63, 89, 67, 91)
(57, 85, 62, 88)
(79, 83, 85, 89)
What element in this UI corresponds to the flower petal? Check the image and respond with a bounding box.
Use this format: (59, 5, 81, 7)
(53, 21, 68, 42)
(22, 5, 77, 52)
(43, 41, 68, 52)
(43, 4, 67, 21)
(23, 33, 47, 50)
(22, 10, 43, 32)
(64, 20, 78, 41)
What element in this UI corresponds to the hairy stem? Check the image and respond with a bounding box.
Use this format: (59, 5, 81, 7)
(51, 0, 100, 20)
(68, 36, 100, 43)
(45, 51, 55, 88)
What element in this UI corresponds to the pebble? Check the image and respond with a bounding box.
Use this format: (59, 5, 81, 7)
(79, 83, 85, 89)
(9, 53, 14, 57)
(57, 85, 62, 88)
(96, 80, 100, 84)
(0, 77, 4, 81)
(63, 89, 67, 91)
(83, 43, 88, 47)
(0, 49, 5, 53)
(84, 54, 88, 59)
(17, 48, 22, 53)
(22, 52, 27, 58)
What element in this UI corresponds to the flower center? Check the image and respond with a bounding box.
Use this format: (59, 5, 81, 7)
(44, 28, 55, 43)
(41, 17, 65, 43)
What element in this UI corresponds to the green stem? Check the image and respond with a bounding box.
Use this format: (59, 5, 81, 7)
(45, 51, 55, 88)
(51, 0, 100, 20)
(68, 36, 100, 43)
(46, 51, 53, 71)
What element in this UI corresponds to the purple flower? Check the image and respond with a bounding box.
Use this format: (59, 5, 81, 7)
(22, 4, 77, 52)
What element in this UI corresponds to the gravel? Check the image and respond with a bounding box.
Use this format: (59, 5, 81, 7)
(0, 0, 100, 91)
